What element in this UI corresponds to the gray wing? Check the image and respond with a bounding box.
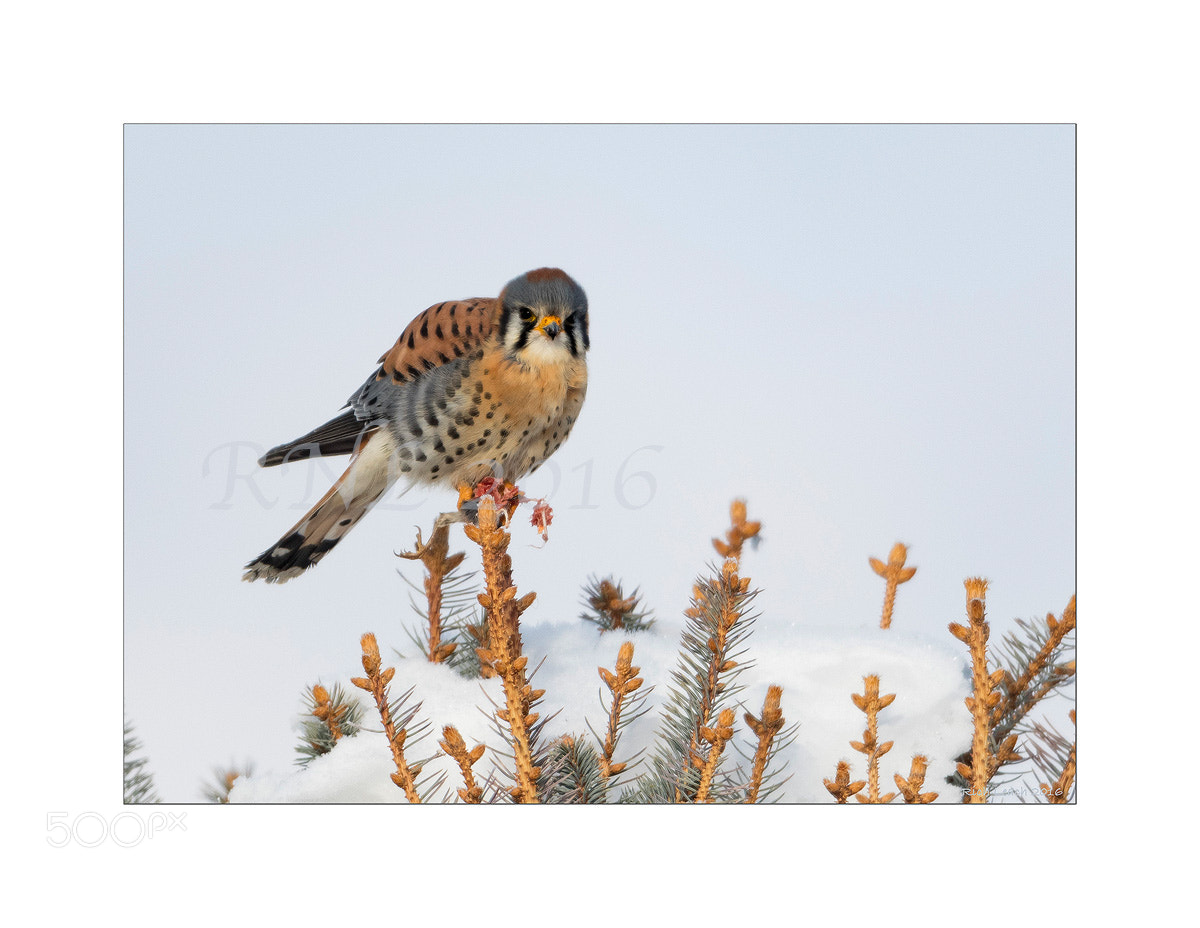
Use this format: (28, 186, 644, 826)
(258, 297, 495, 468)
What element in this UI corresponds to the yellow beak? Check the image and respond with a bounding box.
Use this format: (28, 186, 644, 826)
(537, 315, 562, 339)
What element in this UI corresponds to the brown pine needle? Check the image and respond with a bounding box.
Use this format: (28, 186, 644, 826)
(824, 761, 866, 803)
(310, 684, 348, 741)
(744, 685, 785, 803)
(949, 578, 1017, 803)
(598, 641, 643, 779)
(589, 579, 640, 631)
(869, 542, 917, 629)
(679, 557, 753, 799)
(894, 755, 938, 803)
(202, 765, 252, 804)
(992, 595, 1076, 729)
(712, 499, 762, 562)
(1041, 709, 1076, 803)
(693, 708, 736, 803)
(399, 523, 466, 663)
(465, 497, 541, 803)
(439, 724, 485, 803)
(352, 632, 422, 803)
(1044, 743, 1076, 803)
(462, 615, 496, 679)
(850, 675, 897, 803)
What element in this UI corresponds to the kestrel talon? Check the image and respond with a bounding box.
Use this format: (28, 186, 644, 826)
(243, 268, 590, 583)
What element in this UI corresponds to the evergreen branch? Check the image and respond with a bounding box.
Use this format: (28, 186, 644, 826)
(850, 675, 897, 803)
(540, 735, 608, 803)
(296, 682, 365, 766)
(894, 755, 938, 804)
(823, 761, 866, 803)
(123, 717, 160, 804)
(949, 579, 1020, 802)
(732, 713, 799, 804)
(1043, 711, 1077, 804)
(683, 560, 756, 789)
(869, 542, 917, 629)
(202, 764, 253, 803)
(743, 685, 785, 803)
(439, 725, 485, 803)
(313, 684, 347, 740)
(693, 709, 736, 802)
(712, 499, 761, 561)
(945, 596, 1075, 798)
(397, 523, 468, 663)
(597, 643, 652, 787)
(474, 669, 562, 803)
(828, 672, 935, 804)
(634, 552, 760, 804)
(386, 687, 441, 796)
(352, 632, 423, 802)
(1026, 709, 1077, 803)
(465, 496, 543, 803)
(991, 596, 1076, 740)
(580, 576, 655, 632)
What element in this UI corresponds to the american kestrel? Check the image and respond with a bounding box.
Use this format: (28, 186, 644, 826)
(243, 267, 589, 583)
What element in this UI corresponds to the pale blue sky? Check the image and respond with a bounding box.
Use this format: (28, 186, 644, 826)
(124, 124, 1074, 801)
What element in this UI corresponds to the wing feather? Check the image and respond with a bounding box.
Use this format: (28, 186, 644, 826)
(377, 298, 496, 384)
(346, 296, 496, 420)
(259, 298, 497, 468)
(258, 409, 373, 467)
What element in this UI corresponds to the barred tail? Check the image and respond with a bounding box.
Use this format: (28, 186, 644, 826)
(243, 431, 398, 583)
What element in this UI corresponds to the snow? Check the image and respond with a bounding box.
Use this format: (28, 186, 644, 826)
(229, 611, 971, 803)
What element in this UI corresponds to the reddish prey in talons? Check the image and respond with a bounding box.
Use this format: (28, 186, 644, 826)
(473, 477, 554, 541)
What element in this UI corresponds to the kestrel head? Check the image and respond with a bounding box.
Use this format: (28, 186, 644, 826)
(497, 267, 589, 363)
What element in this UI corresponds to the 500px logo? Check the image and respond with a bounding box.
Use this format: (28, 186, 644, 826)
(46, 811, 186, 848)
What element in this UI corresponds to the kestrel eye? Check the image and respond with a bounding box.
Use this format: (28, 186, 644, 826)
(518, 307, 535, 322)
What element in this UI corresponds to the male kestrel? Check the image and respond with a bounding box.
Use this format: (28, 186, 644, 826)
(243, 267, 589, 583)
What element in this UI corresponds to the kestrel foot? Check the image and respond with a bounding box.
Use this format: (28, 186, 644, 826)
(398, 522, 451, 561)
(435, 507, 474, 530)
